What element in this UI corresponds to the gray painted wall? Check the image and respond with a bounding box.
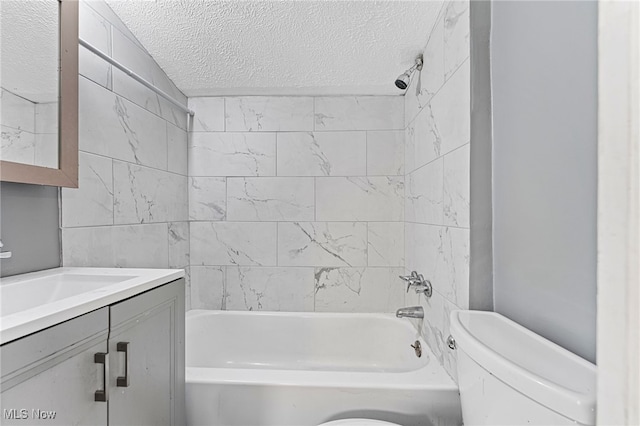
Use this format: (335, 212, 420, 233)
(0, 182, 60, 277)
(469, 0, 493, 311)
(491, 1, 597, 362)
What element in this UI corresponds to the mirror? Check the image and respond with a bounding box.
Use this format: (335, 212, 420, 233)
(0, 0, 78, 187)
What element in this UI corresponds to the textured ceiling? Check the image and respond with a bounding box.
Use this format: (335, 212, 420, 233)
(105, 0, 443, 96)
(1, 1, 59, 102)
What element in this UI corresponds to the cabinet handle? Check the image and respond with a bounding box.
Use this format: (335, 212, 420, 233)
(116, 342, 130, 387)
(94, 352, 109, 402)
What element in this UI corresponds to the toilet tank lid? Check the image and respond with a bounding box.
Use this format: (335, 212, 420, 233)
(450, 310, 596, 425)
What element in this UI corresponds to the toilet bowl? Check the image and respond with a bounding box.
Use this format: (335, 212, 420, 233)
(318, 420, 400, 426)
(450, 310, 596, 426)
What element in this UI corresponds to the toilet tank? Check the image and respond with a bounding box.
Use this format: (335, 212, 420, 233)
(450, 311, 596, 426)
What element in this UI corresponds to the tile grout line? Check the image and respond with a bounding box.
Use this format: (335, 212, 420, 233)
(191, 129, 378, 134)
(366, 221, 370, 267)
(111, 158, 115, 227)
(365, 131, 368, 176)
(166, 221, 170, 269)
(275, 132, 278, 177)
(222, 265, 227, 310)
(405, 55, 470, 128)
(312, 96, 316, 132)
(80, 73, 188, 133)
(314, 177, 317, 222)
(64, 219, 412, 230)
(223, 97, 226, 132)
(442, 142, 446, 225)
(405, 141, 469, 177)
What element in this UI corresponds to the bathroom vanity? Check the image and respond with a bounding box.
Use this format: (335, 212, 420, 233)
(0, 268, 185, 425)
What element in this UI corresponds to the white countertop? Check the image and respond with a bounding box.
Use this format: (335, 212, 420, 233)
(0, 267, 184, 345)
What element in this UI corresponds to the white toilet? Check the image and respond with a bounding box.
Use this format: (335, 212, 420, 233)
(450, 310, 596, 425)
(319, 421, 398, 426)
(319, 310, 596, 426)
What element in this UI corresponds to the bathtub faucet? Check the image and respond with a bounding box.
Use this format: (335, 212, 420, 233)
(396, 306, 424, 319)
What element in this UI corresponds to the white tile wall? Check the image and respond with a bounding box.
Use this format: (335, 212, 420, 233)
(168, 221, 190, 269)
(405, 158, 444, 224)
(1, 89, 35, 132)
(78, 2, 112, 90)
(405, 103, 442, 174)
(62, 151, 113, 228)
(368, 222, 405, 267)
(189, 132, 276, 177)
(276, 132, 366, 177)
(443, 0, 471, 79)
(187, 97, 224, 132)
(366, 131, 404, 176)
(188, 96, 406, 312)
(430, 62, 471, 156)
(190, 266, 225, 310)
(0, 126, 36, 165)
(35, 103, 57, 134)
(79, 77, 168, 169)
(34, 133, 59, 169)
(1, 90, 58, 168)
(167, 123, 188, 175)
(189, 177, 226, 221)
(416, 288, 460, 381)
(226, 177, 315, 221)
(315, 97, 404, 131)
(112, 224, 169, 268)
(113, 161, 187, 224)
(419, 15, 446, 111)
(314, 267, 405, 313)
(111, 29, 187, 130)
(61, 4, 471, 378)
(62, 223, 170, 268)
(405, 223, 469, 309)
(225, 97, 314, 131)
(404, 4, 446, 125)
(225, 267, 315, 311)
(316, 177, 404, 222)
(62, 1, 189, 300)
(190, 221, 277, 266)
(277, 222, 368, 267)
(443, 144, 470, 227)
(403, 0, 470, 382)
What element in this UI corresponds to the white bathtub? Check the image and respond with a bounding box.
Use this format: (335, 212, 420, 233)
(185, 310, 461, 426)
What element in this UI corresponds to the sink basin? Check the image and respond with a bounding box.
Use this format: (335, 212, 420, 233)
(1, 273, 136, 316)
(0, 267, 184, 344)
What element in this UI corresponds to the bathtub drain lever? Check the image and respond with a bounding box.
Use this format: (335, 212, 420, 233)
(411, 341, 422, 358)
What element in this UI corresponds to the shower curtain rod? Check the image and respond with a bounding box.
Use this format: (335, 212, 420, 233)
(79, 39, 195, 117)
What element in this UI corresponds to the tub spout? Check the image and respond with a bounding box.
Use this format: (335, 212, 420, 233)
(396, 306, 424, 319)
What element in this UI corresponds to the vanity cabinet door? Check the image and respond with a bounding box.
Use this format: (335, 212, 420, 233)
(107, 279, 185, 426)
(0, 308, 109, 426)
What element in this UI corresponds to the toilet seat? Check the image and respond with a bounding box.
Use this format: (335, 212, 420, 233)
(318, 419, 400, 426)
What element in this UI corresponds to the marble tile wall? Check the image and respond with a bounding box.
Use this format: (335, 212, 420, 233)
(57, 0, 469, 381)
(61, 0, 190, 305)
(1, 90, 37, 165)
(1, 90, 58, 168)
(403, 0, 470, 382)
(188, 95, 407, 313)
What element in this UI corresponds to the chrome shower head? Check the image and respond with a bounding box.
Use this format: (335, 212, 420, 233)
(395, 72, 411, 90)
(395, 55, 424, 91)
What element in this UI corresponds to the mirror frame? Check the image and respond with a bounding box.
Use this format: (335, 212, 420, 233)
(0, 0, 78, 188)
